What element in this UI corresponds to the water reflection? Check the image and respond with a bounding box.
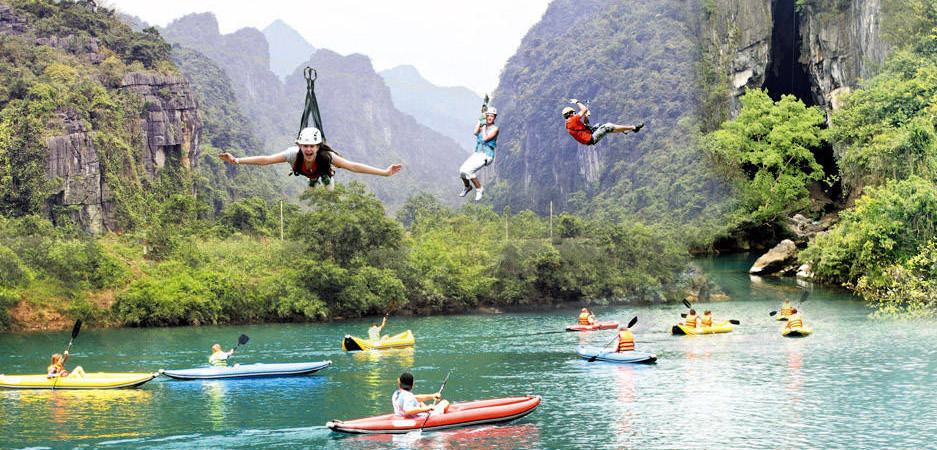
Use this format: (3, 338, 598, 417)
(338, 423, 541, 449)
(6, 389, 153, 442)
(351, 347, 415, 406)
(202, 381, 227, 431)
(613, 365, 636, 442)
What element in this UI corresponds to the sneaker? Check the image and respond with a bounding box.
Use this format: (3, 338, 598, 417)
(475, 188, 484, 201)
(633, 122, 645, 133)
(459, 186, 472, 197)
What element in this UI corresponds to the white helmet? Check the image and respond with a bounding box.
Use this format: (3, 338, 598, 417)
(296, 127, 323, 145)
(486, 107, 497, 116)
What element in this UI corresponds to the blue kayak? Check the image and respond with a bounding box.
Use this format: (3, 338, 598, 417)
(160, 361, 331, 380)
(576, 346, 657, 364)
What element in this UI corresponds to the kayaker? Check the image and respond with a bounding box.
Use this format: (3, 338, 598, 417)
(393, 372, 449, 418)
(785, 308, 805, 330)
(209, 344, 235, 367)
(578, 308, 596, 325)
(615, 326, 635, 352)
(368, 317, 388, 341)
(218, 127, 403, 189)
(46, 351, 85, 379)
(780, 300, 793, 317)
(563, 99, 643, 146)
(685, 309, 698, 328)
(700, 310, 713, 328)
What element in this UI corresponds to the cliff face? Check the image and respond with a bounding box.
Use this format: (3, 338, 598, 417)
(0, 2, 201, 233)
(707, 0, 887, 113)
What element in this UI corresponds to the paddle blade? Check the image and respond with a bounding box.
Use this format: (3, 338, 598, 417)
(238, 334, 250, 346)
(729, 319, 741, 325)
(769, 311, 777, 316)
(682, 299, 692, 309)
(627, 316, 638, 328)
(680, 313, 687, 318)
(71, 319, 82, 339)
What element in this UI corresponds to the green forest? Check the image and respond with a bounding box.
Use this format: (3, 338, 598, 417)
(2, 0, 937, 331)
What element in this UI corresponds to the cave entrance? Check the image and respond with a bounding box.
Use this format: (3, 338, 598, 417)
(764, 0, 814, 106)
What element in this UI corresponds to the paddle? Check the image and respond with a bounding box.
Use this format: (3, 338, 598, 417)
(231, 334, 250, 353)
(409, 370, 453, 438)
(52, 319, 82, 391)
(770, 291, 809, 316)
(587, 316, 637, 362)
(682, 299, 692, 309)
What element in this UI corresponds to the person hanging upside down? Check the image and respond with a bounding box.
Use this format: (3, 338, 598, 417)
(563, 99, 643, 146)
(459, 108, 499, 201)
(218, 127, 402, 189)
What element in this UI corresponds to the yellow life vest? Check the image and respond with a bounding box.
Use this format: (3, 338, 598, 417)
(579, 312, 592, 325)
(685, 314, 698, 328)
(787, 314, 804, 329)
(617, 329, 635, 352)
(700, 314, 713, 327)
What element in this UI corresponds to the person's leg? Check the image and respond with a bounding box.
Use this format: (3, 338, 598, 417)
(459, 154, 485, 196)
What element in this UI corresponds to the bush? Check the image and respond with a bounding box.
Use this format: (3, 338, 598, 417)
(0, 243, 33, 288)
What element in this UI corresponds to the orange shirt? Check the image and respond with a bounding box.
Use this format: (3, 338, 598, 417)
(565, 114, 592, 145)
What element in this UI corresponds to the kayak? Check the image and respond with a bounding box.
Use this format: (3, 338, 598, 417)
(0, 372, 157, 390)
(326, 395, 541, 434)
(343, 330, 415, 351)
(576, 345, 657, 364)
(782, 327, 812, 338)
(566, 321, 619, 331)
(671, 321, 733, 335)
(160, 361, 331, 380)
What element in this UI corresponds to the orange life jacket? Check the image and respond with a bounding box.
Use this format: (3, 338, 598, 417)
(578, 312, 592, 325)
(685, 314, 698, 328)
(700, 314, 713, 327)
(617, 329, 635, 352)
(565, 114, 594, 145)
(787, 314, 804, 329)
(780, 304, 793, 316)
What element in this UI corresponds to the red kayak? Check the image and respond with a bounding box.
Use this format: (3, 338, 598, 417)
(566, 321, 619, 331)
(326, 395, 541, 434)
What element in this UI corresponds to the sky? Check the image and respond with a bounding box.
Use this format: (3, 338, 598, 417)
(102, 0, 553, 94)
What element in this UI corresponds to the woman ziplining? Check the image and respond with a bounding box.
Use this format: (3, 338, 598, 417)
(218, 67, 402, 187)
(217, 127, 402, 188)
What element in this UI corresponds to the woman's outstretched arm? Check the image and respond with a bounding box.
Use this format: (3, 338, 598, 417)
(331, 154, 402, 177)
(218, 152, 288, 166)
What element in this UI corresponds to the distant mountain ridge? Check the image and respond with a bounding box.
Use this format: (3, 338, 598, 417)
(379, 65, 482, 153)
(262, 19, 316, 81)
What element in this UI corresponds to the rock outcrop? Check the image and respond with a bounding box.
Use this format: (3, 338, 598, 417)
(120, 72, 201, 176)
(749, 239, 799, 275)
(707, 0, 887, 114)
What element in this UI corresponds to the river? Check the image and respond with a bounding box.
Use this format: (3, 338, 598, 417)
(1, 254, 935, 448)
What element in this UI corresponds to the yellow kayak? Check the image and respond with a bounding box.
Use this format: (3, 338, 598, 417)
(671, 321, 734, 335)
(0, 372, 158, 389)
(782, 327, 812, 338)
(343, 330, 415, 351)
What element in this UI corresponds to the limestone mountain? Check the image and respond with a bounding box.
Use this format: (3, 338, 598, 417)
(379, 65, 482, 153)
(262, 19, 316, 81)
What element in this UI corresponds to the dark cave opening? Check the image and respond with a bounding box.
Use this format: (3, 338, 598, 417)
(763, 0, 814, 106)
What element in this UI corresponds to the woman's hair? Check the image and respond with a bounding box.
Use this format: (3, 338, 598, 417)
(212, 344, 222, 352)
(704, 310, 711, 314)
(315, 143, 337, 178)
(689, 309, 696, 314)
(51, 353, 62, 363)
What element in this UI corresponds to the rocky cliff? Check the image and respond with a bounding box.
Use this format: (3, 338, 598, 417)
(705, 0, 887, 114)
(0, 1, 201, 232)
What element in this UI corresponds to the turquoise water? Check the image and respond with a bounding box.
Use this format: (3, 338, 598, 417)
(2, 254, 936, 448)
